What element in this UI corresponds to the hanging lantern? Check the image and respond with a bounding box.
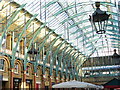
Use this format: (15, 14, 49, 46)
(112, 49, 120, 65)
(68, 62, 74, 69)
(68, 65, 74, 69)
(89, 2, 110, 34)
(27, 44, 38, 62)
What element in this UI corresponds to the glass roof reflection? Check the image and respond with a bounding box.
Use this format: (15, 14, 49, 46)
(13, 0, 120, 57)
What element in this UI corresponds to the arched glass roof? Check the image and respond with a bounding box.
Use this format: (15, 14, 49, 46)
(13, 0, 120, 57)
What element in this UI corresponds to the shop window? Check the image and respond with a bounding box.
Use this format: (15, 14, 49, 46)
(13, 78, 22, 89)
(1, 34, 6, 49)
(14, 64, 19, 73)
(36, 69, 39, 77)
(45, 86, 49, 89)
(43, 51, 46, 60)
(26, 79, 32, 89)
(0, 59, 4, 71)
(26, 66, 29, 75)
(56, 56, 59, 65)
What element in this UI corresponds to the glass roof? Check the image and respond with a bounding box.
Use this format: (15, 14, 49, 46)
(13, 0, 120, 57)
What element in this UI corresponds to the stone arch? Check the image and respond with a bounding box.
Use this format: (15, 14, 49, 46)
(14, 59, 23, 77)
(26, 63, 34, 78)
(57, 71, 61, 83)
(36, 65, 42, 88)
(36, 65, 42, 77)
(44, 67, 50, 87)
(0, 56, 10, 72)
(0, 55, 11, 88)
(52, 70, 56, 83)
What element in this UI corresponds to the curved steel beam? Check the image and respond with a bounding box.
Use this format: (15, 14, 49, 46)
(25, 30, 55, 70)
(74, 55, 83, 80)
(68, 53, 80, 79)
(52, 2, 116, 17)
(43, 0, 119, 59)
(37, 31, 55, 53)
(25, 24, 46, 59)
(43, 34, 62, 74)
(44, 36, 61, 63)
(61, 11, 91, 24)
(24, 24, 47, 72)
(0, 1, 11, 11)
(11, 14, 38, 68)
(61, 48, 74, 77)
(0, 4, 26, 49)
(42, 0, 58, 8)
(55, 45, 70, 76)
(62, 49, 76, 77)
(9, 12, 27, 33)
(50, 40, 66, 75)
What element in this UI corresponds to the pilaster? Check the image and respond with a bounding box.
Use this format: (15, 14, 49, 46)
(10, 68, 14, 89)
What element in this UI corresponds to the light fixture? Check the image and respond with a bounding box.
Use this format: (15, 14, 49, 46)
(89, 2, 110, 34)
(68, 61, 74, 69)
(27, 23, 39, 62)
(112, 49, 120, 65)
(68, 65, 74, 69)
(112, 49, 120, 59)
(84, 72, 90, 75)
(27, 44, 38, 62)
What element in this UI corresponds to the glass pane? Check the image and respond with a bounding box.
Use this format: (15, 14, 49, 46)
(0, 59, 4, 70)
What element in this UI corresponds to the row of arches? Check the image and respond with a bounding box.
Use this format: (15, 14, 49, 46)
(0, 55, 76, 89)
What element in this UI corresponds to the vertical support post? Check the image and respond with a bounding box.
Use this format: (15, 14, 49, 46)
(49, 76, 52, 89)
(6, 34, 12, 50)
(10, 68, 14, 89)
(22, 70, 26, 89)
(55, 76, 59, 84)
(34, 73, 36, 89)
(41, 74, 45, 88)
(20, 40, 24, 54)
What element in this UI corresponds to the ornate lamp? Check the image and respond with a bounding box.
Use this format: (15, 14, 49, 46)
(27, 44, 38, 62)
(113, 49, 120, 58)
(27, 23, 39, 62)
(112, 49, 120, 65)
(68, 65, 74, 69)
(84, 72, 90, 75)
(89, 2, 110, 34)
(68, 63, 75, 76)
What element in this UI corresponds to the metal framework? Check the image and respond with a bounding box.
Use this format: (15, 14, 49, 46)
(0, 0, 120, 86)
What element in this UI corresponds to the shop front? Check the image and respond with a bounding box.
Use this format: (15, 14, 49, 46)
(0, 57, 10, 89)
(26, 79, 32, 89)
(2, 75, 9, 89)
(36, 79, 41, 89)
(13, 78, 22, 89)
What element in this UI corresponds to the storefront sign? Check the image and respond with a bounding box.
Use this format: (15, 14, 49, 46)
(3, 75, 8, 81)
